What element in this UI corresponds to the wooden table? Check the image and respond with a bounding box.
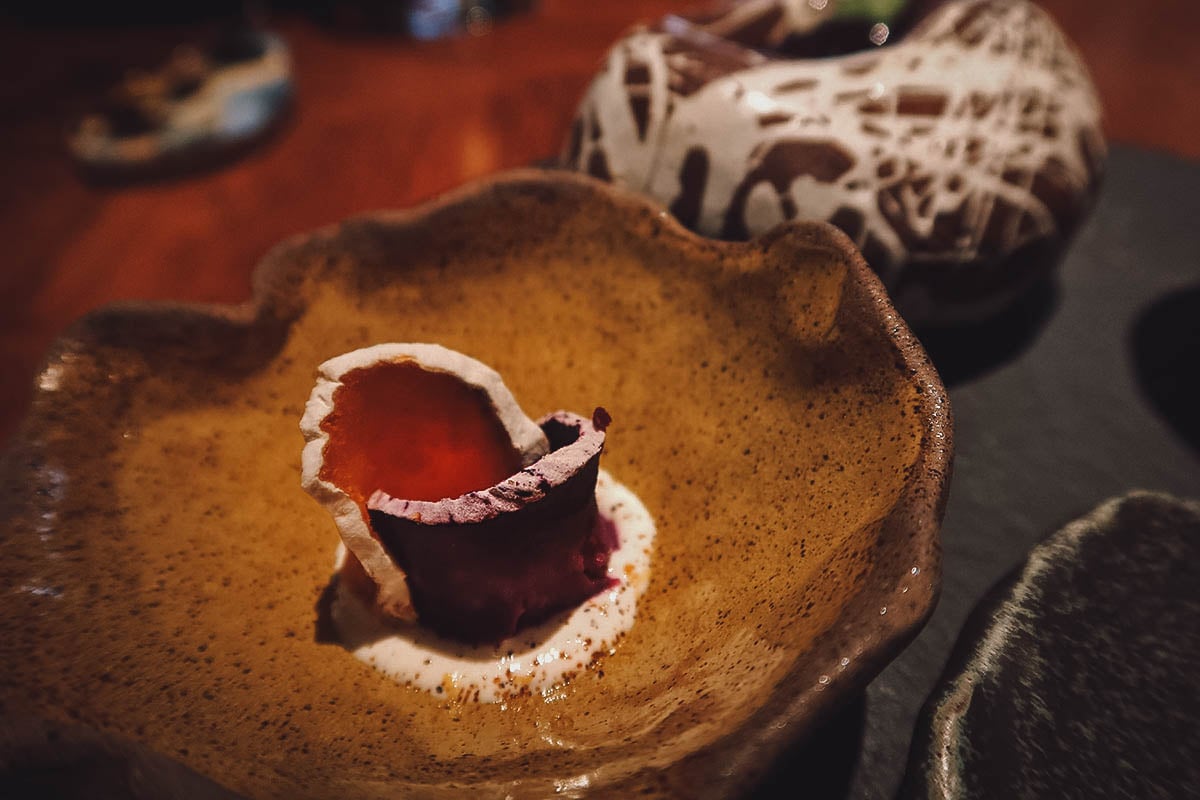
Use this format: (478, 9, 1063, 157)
(1, 0, 1197, 446)
(1, 5, 1199, 799)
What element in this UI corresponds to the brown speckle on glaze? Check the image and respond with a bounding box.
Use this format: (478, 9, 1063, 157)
(0, 171, 950, 798)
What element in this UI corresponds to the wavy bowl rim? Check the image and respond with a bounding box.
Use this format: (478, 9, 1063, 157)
(1, 167, 952, 798)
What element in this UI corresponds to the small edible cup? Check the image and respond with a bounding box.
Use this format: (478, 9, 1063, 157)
(301, 343, 617, 643)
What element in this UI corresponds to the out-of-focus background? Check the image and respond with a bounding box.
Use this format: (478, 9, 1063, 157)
(0, 0, 1197, 448)
(1, 4, 1199, 800)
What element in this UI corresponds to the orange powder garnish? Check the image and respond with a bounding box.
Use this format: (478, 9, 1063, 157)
(318, 360, 522, 504)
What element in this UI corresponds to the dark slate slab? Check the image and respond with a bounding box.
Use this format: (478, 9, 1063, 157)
(899, 492, 1200, 799)
(751, 146, 1200, 799)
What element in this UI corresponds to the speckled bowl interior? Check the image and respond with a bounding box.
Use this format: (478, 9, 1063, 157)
(0, 170, 951, 798)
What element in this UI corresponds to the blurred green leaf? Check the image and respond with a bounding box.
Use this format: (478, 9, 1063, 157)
(833, 0, 908, 24)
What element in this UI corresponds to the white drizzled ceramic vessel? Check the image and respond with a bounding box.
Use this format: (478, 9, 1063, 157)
(563, 0, 1105, 324)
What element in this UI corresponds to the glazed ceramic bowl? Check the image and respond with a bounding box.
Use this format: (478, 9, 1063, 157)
(0, 170, 951, 798)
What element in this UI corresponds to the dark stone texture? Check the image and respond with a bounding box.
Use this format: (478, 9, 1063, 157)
(753, 145, 1200, 799)
(900, 492, 1200, 799)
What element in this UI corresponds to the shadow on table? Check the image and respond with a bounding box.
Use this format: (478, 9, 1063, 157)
(0, 716, 240, 800)
(915, 276, 1061, 388)
(1131, 283, 1200, 455)
(750, 694, 866, 799)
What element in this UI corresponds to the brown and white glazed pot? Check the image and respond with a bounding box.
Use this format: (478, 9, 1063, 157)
(563, 0, 1106, 325)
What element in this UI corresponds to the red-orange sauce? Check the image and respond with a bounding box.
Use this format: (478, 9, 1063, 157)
(318, 360, 522, 504)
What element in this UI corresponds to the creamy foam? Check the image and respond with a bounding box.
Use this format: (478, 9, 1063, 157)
(331, 469, 656, 703)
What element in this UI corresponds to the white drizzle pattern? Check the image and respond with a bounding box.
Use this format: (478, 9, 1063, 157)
(565, 0, 1105, 322)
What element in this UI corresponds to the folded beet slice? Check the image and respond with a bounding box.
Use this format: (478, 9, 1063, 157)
(368, 409, 617, 644)
(301, 343, 549, 622)
(302, 343, 618, 643)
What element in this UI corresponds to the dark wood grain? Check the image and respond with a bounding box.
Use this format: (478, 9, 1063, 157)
(0, 0, 1196, 444)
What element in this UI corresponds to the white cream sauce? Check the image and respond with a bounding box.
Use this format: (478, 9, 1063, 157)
(330, 469, 656, 703)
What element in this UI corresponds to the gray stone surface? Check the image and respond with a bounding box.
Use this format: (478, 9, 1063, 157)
(899, 492, 1200, 800)
(754, 146, 1200, 798)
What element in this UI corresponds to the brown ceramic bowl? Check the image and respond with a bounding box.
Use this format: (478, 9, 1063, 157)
(0, 170, 951, 798)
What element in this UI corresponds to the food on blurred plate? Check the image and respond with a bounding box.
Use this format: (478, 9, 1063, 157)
(301, 344, 655, 702)
(69, 27, 292, 179)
